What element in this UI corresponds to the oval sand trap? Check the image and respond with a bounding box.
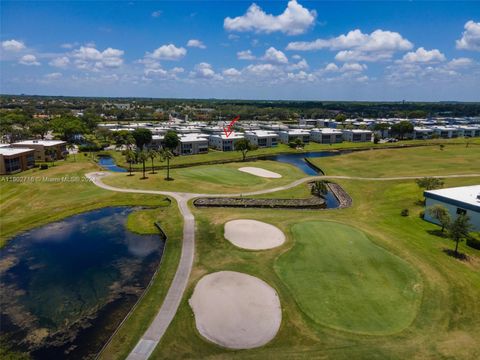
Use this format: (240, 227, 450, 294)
(238, 167, 282, 178)
(189, 271, 282, 349)
(225, 219, 286, 250)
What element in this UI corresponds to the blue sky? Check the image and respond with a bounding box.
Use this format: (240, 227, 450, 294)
(1, 1, 479, 101)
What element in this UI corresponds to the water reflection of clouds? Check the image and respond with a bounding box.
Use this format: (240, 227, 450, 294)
(27, 219, 81, 243)
(124, 231, 160, 258)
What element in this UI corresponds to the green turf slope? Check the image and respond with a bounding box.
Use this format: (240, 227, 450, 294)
(275, 220, 422, 335)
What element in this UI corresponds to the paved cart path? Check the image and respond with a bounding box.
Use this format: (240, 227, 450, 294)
(86, 171, 480, 360)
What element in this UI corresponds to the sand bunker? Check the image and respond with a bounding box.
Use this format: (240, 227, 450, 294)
(189, 271, 282, 349)
(238, 167, 282, 178)
(224, 219, 285, 250)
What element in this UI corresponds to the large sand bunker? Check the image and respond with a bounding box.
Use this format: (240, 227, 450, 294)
(238, 167, 282, 178)
(189, 271, 282, 349)
(224, 219, 286, 250)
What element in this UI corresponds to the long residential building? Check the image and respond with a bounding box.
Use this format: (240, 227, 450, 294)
(11, 140, 67, 161)
(278, 129, 311, 144)
(310, 128, 343, 144)
(244, 130, 278, 148)
(208, 132, 245, 151)
(176, 134, 209, 155)
(342, 129, 373, 142)
(0, 147, 35, 175)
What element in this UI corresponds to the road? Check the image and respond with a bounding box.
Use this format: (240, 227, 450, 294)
(86, 171, 480, 360)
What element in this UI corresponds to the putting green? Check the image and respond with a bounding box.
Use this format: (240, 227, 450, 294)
(275, 221, 422, 335)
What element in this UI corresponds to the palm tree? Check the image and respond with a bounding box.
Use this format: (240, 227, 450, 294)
(125, 149, 136, 176)
(160, 148, 174, 180)
(137, 150, 148, 179)
(148, 149, 158, 174)
(311, 180, 329, 198)
(67, 143, 76, 162)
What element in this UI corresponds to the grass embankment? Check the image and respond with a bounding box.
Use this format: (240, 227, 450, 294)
(101, 160, 306, 194)
(276, 221, 421, 335)
(150, 158, 479, 358)
(0, 157, 172, 246)
(311, 144, 480, 177)
(109, 137, 480, 170)
(98, 207, 183, 360)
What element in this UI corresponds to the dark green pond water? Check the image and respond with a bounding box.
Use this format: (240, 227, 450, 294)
(0, 207, 165, 359)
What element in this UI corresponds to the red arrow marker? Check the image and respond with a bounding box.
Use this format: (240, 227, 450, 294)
(223, 116, 240, 138)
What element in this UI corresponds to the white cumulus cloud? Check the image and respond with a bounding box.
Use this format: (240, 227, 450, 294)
(187, 39, 206, 49)
(237, 49, 256, 60)
(190, 62, 222, 80)
(456, 20, 480, 51)
(287, 29, 413, 62)
(262, 47, 288, 64)
(224, 0, 316, 35)
(223, 68, 242, 77)
(399, 47, 446, 64)
(149, 44, 187, 60)
(72, 46, 124, 70)
(19, 54, 40, 66)
(49, 56, 70, 68)
(2, 39, 26, 52)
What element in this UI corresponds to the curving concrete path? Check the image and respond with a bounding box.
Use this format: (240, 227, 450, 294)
(86, 171, 480, 360)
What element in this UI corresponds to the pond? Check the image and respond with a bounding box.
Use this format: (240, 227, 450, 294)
(97, 155, 127, 172)
(0, 207, 165, 360)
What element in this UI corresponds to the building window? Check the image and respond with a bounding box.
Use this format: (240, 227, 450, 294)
(456, 208, 467, 215)
(27, 153, 35, 167)
(5, 157, 21, 173)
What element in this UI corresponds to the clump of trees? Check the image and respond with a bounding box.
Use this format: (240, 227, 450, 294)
(234, 139, 256, 161)
(288, 138, 304, 149)
(426, 204, 474, 257)
(311, 180, 329, 199)
(132, 128, 152, 149)
(391, 121, 414, 140)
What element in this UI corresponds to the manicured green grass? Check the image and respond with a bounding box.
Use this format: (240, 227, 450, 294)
(102, 160, 306, 194)
(151, 175, 480, 359)
(311, 144, 480, 177)
(275, 220, 422, 335)
(109, 137, 480, 169)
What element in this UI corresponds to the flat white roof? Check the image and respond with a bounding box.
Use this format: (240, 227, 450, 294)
(311, 128, 342, 134)
(209, 132, 245, 140)
(245, 130, 278, 137)
(13, 140, 66, 146)
(343, 129, 372, 133)
(280, 129, 310, 135)
(180, 134, 209, 142)
(0, 147, 34, 156)
(425, 185, 480, 208)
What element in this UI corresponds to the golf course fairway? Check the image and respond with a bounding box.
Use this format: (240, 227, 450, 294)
(275, 221, 422, 335)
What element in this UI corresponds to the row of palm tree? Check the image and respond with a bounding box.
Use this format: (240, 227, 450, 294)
(125, 148, 174, 180)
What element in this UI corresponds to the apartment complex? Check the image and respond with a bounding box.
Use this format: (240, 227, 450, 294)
(0, 147, 35, 175)
(310, 128, 343, 144)
(244, 130, 278, 148)
(11, 140, 67, 161)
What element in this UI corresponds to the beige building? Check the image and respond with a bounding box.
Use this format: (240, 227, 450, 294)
(11, 140, 67, 161)
(0, 147, 35, 175)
